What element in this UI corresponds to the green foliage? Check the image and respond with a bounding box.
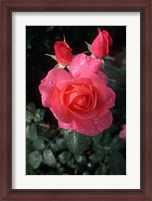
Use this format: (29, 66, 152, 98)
(26, 102, 126, 175)
(64, 130, 92, 155)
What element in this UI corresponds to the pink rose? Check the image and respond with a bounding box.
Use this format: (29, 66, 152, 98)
(39, 54, 115, 136)
(91, 28, 113, 58)
(54, 41, 72, 66)
(119, 124, 126, 140)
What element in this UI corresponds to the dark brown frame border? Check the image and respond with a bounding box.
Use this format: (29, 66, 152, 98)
(0, 0, 151, 200)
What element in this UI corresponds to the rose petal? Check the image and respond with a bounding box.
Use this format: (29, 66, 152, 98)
(70, 71, 115, 118)
(98, 71, 108, 85)
(106, 87, 116, 108)
(56, 77, 93, 91)
(50, 87, 73, 123)
(58, 111, 113, 136)
(78, 72, 111, 117)
(57, 78, 98, 120)
(39, 68, 72, 108)
(102, 30, 113, 47)
(69, 53, 102, 78)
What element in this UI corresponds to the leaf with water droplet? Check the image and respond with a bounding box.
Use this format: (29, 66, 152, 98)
(34, 108, 45, 122)
(26, 124, 37, 141)
(29, 151, 42, 169)
(89, 150, 106, 163)
(64, 129, 92, 155)
(33, 137, 45, 150)
(26, 102, 36, 122)
(43, 149, 56, 167)
(58, 151, 72, 164)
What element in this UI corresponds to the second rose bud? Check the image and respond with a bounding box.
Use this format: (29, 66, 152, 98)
(91, 28, 113, 58)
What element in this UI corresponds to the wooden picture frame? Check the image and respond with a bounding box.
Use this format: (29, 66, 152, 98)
(1, 0, 151, 200)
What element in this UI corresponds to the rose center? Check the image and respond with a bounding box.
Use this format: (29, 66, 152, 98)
(64, 83, 97, 112)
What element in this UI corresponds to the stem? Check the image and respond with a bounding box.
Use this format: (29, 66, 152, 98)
(38, 122, 50, 128)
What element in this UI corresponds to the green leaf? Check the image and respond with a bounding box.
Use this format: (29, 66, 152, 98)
(89, 150, 106, 163)
(104, 55, 115, 61)
(26, 110, 34, 122)
(109, 150, 126, 175)
(44, 129, 57, 139)
(95, 164, 108, 175)
(33, 137, 45, 150)
(107, 124, 118, 134)
(111, 135, 126, 151)
(50, 143, 60, 152)
(104, 155, 109, 164)
(58, 151, 72, 164)
(93, 134, 104, 145)
(34, 109, 45, 122)
(43, 149, 56, 167)
(102, 63, 120, 80)
(55, 137, 67, 150)
(28, 151, 42, 169)
(92, 132, 112, 151)
(99, 132, 112, 147)
(74, 155, 86, 165)
(85, 41, 91, 51)
(26, 102, 36, 112)
(67, 158, 76, 168)
(45, 54, 56, 61)
(64, 129, 92, 155)
(26, 124, 37, 141)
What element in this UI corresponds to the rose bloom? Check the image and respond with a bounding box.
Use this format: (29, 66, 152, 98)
(39, 54, 115, 136)
(119, 124, 126, 140)
(54, 41, 72, 66)
(91, 28, 113, 58)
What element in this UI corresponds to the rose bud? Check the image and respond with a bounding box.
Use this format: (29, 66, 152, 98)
(91, 28, 113, 58)
(54, 41, 72, 66)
